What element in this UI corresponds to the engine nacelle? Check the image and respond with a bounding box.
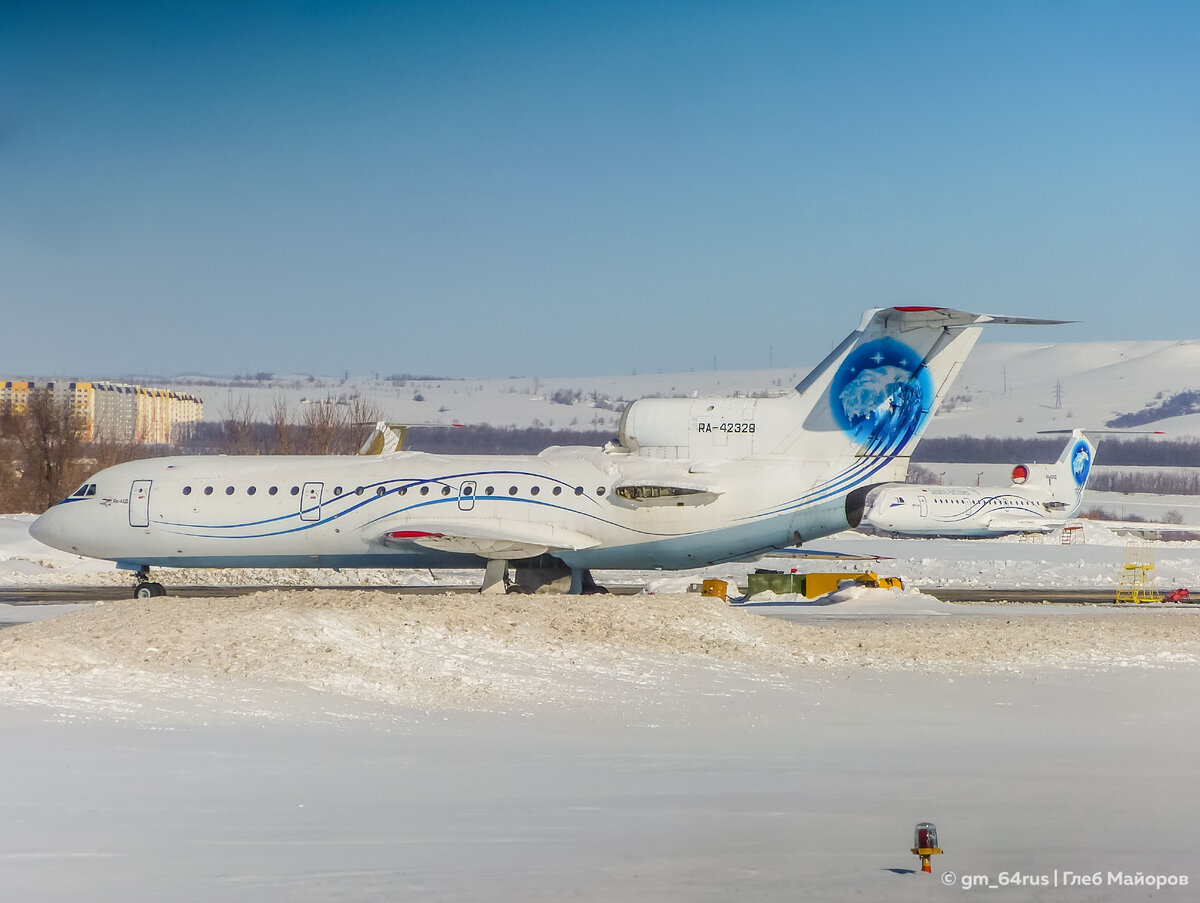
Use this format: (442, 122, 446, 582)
(618, 395, 796, 458)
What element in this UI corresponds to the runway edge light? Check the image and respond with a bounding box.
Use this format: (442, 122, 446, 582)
(911, 822, 943, 873)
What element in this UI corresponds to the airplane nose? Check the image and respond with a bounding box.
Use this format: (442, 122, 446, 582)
(29, 508, 69, 552)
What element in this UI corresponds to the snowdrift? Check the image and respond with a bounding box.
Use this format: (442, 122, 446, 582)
(4, 591, 1200, 716)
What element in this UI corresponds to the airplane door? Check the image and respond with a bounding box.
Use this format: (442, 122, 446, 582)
(918, 496, 928, 518)
(458, 480, 477, 511)
(301, 482, 323, 521)
(129, 480, 152, 528)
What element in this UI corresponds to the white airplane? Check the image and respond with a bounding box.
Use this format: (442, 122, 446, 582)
(30, 307, 1062, 596)
(860, 429, 1100, 537)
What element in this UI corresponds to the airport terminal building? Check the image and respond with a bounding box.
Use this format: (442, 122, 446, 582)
(0, 380, 203, 444)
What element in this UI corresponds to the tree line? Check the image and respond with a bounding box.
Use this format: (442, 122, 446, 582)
(912, 435, 1200, 468)
(0, 389, 618, 514)
(6, 393, 1196, 515)
(912, 435, 1200, 495)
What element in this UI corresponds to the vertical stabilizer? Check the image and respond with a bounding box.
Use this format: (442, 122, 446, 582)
(774, 307, 1050, 462)
(1052, 429, 1096, 516)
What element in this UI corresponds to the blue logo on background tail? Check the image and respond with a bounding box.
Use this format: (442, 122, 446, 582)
(829, 338, 933, 452)
(1070, 440, 1092, 487)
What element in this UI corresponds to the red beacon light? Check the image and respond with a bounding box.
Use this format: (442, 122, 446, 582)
(911, 822, 943, 873)
(1011, 464, 1029, 485)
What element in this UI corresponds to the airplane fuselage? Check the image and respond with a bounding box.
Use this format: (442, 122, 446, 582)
(862, 485, 1063, 537)
(33, 445, 883, 572)
(30, 307, 1064, 587)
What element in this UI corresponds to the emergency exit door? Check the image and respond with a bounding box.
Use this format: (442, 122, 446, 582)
(301, 482, 323, 521)
(130, 480, 152, 527)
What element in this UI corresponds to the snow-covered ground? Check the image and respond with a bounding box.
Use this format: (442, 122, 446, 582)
(3, 514, 1200, 900)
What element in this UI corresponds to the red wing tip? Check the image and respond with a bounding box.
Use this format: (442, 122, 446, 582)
(387, 531, 445, 539)
(891, 306, 944, 312)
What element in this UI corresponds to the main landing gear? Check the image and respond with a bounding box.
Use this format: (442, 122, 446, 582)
(480, 555, 609, 595)
(132, 565, 166, 599)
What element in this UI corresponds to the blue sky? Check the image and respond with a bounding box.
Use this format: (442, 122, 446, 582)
(3, 1, 1198, 379)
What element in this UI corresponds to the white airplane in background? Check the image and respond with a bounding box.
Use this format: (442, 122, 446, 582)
(30, 307, 1063, 597)
(860, 428, 1192, 538)
(861, 429, 1101, 537)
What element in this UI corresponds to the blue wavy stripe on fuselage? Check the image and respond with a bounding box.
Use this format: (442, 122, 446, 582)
(158, 467, 593, 532)
(751, 431, 914, 520)
(160, 491, 684, 543)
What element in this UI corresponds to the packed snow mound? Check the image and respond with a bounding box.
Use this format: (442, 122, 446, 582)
(747, 585, 960, 614)
(4, 591, 1200, 716)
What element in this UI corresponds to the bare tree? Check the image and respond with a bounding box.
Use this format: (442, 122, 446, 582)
(221, 393, 259, 455)
(295, 396, 383, 455)
(0, 388, 86, 512)
(337, 396, 383, 455)
(300, 399, 342, 455)
(269, 395, 294, 455)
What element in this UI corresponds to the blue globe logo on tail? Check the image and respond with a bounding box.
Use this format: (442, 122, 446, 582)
(1071, 440, 1092, 487)
(829, 338, 933, 452)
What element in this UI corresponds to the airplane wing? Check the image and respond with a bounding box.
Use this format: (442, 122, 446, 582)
(979, 516, 1058, 534)
(378, 519, 603, 560)
(755, 547, 893, 562)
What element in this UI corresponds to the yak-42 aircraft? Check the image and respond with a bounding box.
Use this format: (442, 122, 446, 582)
(860, 429, 1100, 537)
(31, 307, 1062, 597)
(862, 428, 1193, 539)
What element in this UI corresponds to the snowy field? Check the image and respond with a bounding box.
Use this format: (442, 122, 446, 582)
(3, 514, 1200, 900)
(151, 339, 1200, 441)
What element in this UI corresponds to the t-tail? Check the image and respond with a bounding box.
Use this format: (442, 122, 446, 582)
(1054, 429, 1096, 517)
(778, 307, 1070, 474)
(1015, 429, 1098, 517)
(618, 307, 1068, 479)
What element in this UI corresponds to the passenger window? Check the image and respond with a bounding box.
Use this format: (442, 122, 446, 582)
(204, 486, 214, 495)
(226, 486, 235, 495)
(596, 487, 606, 496)
(420, 486, 429, 496)
(441, 486, 451, 496)
(290, 486, 300, 495)
(508, 486, 518, 496)
(376, 487, 386, 497)
(269, 486, 278, 495)
(247, 486, 257, 496)
(552, 486, 562, 496)
(355, 487, 364, 496)
(182, 486, 192, 496)
(485, 486, 494, 495)
(334, 486, 343, 496)
(574, 486, 584, 496)
(531, 486, 540, 496)
(398, 487, 407, 496)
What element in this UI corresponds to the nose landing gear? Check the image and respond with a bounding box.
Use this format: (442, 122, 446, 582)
(132, 565, 166, 599)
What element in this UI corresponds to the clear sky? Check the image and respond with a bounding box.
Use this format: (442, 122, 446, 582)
(3, 1, 1198, 380)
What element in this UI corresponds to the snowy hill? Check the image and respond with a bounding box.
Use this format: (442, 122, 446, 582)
(148, 338, 1200, 440)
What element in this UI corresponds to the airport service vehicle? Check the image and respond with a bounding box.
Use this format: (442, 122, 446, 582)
(30, 307, 1061, 595)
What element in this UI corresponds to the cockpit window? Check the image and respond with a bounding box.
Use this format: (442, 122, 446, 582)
(70, 483, 97, 498)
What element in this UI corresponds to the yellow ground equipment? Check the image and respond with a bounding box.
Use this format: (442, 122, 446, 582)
(1115, 542, 1161, 603)
(745, 570, 902, 598)
(700, 578, 729, 602)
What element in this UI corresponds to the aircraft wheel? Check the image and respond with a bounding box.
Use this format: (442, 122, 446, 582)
(134, 582, 166, 599)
